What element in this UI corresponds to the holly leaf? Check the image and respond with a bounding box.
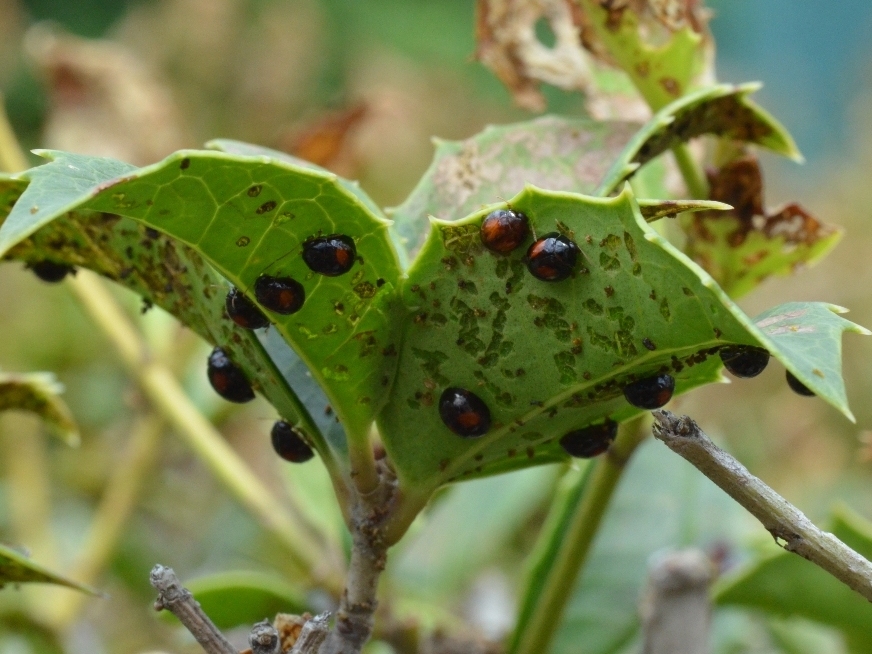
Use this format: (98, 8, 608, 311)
(578, 0, 706, 111)
(752, 303, 869, 422)
(389, 116, 642, 260)
(597, 83, 801, 196)
(0, 371, 79, 446)
(0, 177, 332, 472)
(715, 504, 872, 652)
(0, 542, 99, 594)
(0, 149, 403, 447)
(378, 184, 865, 494)
(683, 156, 842, 298)
(637, 198, 731, 221)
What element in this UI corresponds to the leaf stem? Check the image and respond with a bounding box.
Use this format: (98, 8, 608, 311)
(652, 410, 872, 601)
(671, 144, 709, 200)
(510, 417, 649, 654)
(67, 271, 344, 595)
(348, 429, 380, 496)
(46, 413, 164, 628)
(0, 413, 61, 616)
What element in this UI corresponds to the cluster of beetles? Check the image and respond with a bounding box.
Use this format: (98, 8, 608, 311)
(28, 208, 816, 467)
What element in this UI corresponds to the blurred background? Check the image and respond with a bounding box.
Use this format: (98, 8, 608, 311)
(1, 1, 872, 652)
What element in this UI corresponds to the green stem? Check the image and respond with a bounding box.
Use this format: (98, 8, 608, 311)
(68, 271, 345, 595)
(46, 414, 164, 628)
(0, 93, 28, 173)
(510, 418, 649, 654)
(0, 414, 61, 619)
(348, 427, 379, 497)
(671, 144, 709, 200)
(1, 416, 58, 564)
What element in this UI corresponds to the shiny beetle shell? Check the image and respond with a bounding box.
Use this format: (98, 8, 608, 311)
(480, 209, 530, 254)
(438, 387, 491, 438)
(29, 261, 74, 283)
(207, 347, 255, 403)
(623, 374, 675, 410)
(786, 370, 815, 396)
(270, 421, 315, 463)
(254, 275, 305, 315)
(302, 235, 357, 276)
(560, 420, 619, 458)
(225, 287, 270, 329)
(719, 345, 770, 378)
(526, 233, 580, 282)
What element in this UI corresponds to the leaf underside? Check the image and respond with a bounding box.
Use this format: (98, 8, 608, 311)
(378, 184, 863, 492)
(0, 542, 99, 594)
(0, 177, 335, 466)
(0, 130, 862, 494)
(597, 83, 801, 196)
(389, 115, 642, 261)
(0, 371, 79, 446)
(0, 149, 403, 448)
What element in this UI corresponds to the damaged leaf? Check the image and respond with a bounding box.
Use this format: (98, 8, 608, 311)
(576, 0, 709, 110)
(475, 0, 593, 112)
(378, 184, 866, 493)
(0, 144, 403, 469)
(637, 198, 731, 221)
(0, 175, 334, 474)
(752, 303, 869, 421)
(0, 371, 79, 446)
(683, 156, 841, 297)
(597, 83, 802, 195)
(389, 115, 642, 260)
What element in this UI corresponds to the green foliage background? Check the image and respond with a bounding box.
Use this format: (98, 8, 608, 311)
(1, 1, 872, 653)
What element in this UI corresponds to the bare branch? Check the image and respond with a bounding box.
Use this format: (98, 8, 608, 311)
(249, 619, 281, 654)
(651, 410, 872, 602)
(641, 549, 713, 654)
(289, 613, 330, 654)
(320, 461, 397, 654)
(149, 564, 237, 654)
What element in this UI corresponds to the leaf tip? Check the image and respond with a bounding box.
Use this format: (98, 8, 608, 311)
(737, 80, 764, 95)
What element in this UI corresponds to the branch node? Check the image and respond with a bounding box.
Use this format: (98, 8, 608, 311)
(149, 564, 237, 654)
(249, 619, 281, 654)
(651, 410, 872, 604)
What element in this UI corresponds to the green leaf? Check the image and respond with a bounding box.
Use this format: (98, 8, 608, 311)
(181, 570, 307, 629)
(391, 465, 559, 599)
(683, 212, 842, 298)
(715, 504, 872, 651)
(597, 84, 802, 196)
(0, 542, 99, 594)
(533, 438, 753, 654)
(0, 178, 331, 472)
(637, 198, 732, 221)
(751, 303, 868, 421)
(681, 156, 841, 298)
(578, 0, 706, 111)
(379, 184, 865, 493)
(389, 116, 642, 260)
(0, 371, 79, 446)
(0, 148, 403, 445)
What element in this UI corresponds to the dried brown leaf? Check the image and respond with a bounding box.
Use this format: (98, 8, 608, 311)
(475, 0, 593, 111)
(278, 103, 368, 175)
(24, 24, 190, 166)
